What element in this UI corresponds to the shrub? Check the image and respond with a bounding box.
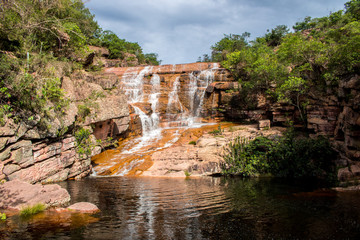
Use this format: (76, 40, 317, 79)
(222, 136, 271, 177)
(222, 129, 337, 183)
(189, 141, 196, 145)
(77, 104, 91, 122)
(74, 127, 93, 158)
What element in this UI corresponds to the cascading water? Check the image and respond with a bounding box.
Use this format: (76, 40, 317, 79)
(194, 65, 219, 117)
(186, 63, 219, 126)
(121, 66, 152, 103)
(92, 63, 220, 176)
(122, 74, 162, 154)
(149, 74, 161, 130)
(167, 76, 185, 124)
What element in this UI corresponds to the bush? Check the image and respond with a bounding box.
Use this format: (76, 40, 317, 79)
(77, 104, 91, 122)
(74, 127, 93, 158)
(184, 170, 191, 177)
(0, 54, 69, 125)
(222, 136, 271, 177)
(222, 129, 337, 183)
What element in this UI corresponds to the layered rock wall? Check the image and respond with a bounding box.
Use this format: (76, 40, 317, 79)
(106, 63, 235, 128)
(1, 60, 358, 183)
(0, 70, 130, 183)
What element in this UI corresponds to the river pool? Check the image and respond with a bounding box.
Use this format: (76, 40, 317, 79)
(2, 177, 360, 239)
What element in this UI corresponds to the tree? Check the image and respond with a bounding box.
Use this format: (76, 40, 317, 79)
(211, 32, 250, 61)
(265, 25, 289, 46)
(276, 76, 308, 123)
(293, 16, 316, 32)
(144, 53, 161, 65)
(0, 0, 99, 55)
(345, 0, 360, 20)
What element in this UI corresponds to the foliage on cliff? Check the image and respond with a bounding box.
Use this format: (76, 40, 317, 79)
(207, 0, 359, 123)
(0, 0, 160, 127)
(98, 30, 161, 65)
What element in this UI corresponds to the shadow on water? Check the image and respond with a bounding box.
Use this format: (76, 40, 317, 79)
(2, 177, 360, 239)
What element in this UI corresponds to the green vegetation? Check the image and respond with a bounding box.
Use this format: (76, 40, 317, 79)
(184, 170, 191, 177)
(0, 212, 6, 221)
(74, 127, 93, 158)
(20, 203, 46, 218)
(209, 124, 223, 135)
(202, 0, 359, 125)
(188, 141, 197, 145)
(0, 53, 70, 126)
(204, 1, 359, 181)
(99, 30, 160, 65)
(0, 0, 160, 127)
(96, 137, 119, 151)
(222, 129, 337, 184)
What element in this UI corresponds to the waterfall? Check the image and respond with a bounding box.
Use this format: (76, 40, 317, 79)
(93, 63, 221, 176)
(194, 66, 218, 117)
(186, 63, 219, 125)
(149, 74, 161, 131)
(167, 77, 184, 114)
(122, 66, 152, 103)
(120, 63, 219, 132)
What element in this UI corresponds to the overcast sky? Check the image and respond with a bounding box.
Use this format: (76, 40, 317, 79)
(85, 0, 346, 64)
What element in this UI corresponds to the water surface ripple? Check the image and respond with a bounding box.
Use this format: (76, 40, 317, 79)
(2, 177, 360, 239)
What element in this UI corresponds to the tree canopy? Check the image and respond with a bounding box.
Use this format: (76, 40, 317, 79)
(0, 0, 161, 126)
(206, 0, 360, 124)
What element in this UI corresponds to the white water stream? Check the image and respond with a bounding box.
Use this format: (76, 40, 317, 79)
(92, 63, 219, 176)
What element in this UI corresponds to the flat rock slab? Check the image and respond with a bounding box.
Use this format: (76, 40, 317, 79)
(67, 202, 100, 213)
(0, 179, 70, 210)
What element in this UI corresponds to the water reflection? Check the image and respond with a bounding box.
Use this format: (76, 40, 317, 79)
(59, 177, 231, 240)
(2, 177, 360, 239)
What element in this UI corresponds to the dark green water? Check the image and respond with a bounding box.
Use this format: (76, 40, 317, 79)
(2, 177, 360, 239)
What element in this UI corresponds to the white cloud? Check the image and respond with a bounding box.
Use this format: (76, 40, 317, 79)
(85, 0, 346, 64)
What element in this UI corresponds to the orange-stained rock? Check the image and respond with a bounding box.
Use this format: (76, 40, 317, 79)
(141, 124, 284, 177)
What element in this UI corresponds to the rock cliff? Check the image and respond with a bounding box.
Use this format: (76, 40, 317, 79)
(0, 70, 129, 184)
(90, 62, 359, 181)
(1, 60, 358, 183)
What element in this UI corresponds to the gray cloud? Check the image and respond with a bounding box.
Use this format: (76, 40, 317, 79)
(85, 0, 346, 64)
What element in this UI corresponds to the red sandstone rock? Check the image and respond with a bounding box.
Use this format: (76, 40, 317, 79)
(88, 46, 109, 57)
(0, 179, 70, 210)
(142, 125, 284, 177)
(67, 202, 100, 213)
(258, 120, 271, 130)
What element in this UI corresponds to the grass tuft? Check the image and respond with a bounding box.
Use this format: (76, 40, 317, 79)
(20, 203, 46, 218)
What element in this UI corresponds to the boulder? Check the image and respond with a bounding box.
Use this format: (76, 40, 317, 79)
(67, 202, 100, 213)
(258, 120, 271, 130)
(88, 46, 109, 57)
(0, 179, 70, 210)
(84, 95, 129, 125)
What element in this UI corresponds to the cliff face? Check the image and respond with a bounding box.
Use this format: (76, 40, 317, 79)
(105, 63, 234, 129)
(106, 63, 359, 180)
(0, 70, 130, 184)
(1, 60, 358, 183)
(204, 71, 360, 181)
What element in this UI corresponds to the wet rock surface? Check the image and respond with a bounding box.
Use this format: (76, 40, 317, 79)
(142, 124, 285, 177)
